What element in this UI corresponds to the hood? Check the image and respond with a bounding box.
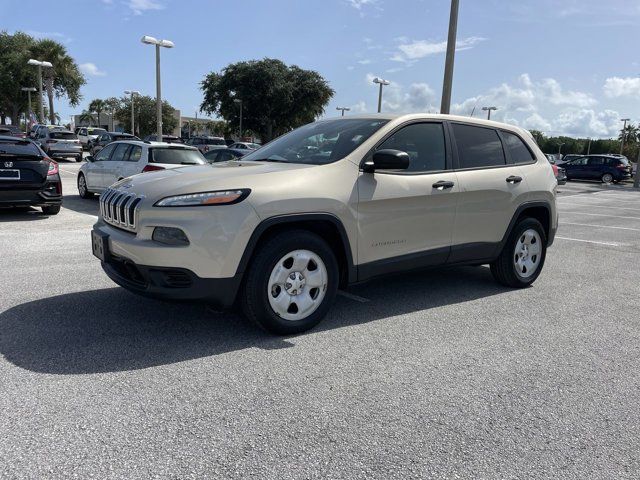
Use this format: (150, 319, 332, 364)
(112, 160, 316, 202)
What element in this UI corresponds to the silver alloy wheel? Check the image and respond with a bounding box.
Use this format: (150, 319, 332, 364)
(513, 229, 542, 278)
(602, 173, 613, 183)
(78, 174, 87, 196)
(267, 249, 328, 321)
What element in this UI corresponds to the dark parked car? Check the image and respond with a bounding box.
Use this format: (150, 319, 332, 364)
(143, 134, 184, 143)
(91, 132, 139, 155)
(558, 154, 582, 165)
(202, 148, 248, 163)
(0, 125, 27, 138)
(186, 136, 226, 153)
(562, 155, 632, 183)
(0, 136, 62, 215)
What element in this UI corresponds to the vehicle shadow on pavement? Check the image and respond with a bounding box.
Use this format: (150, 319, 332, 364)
(0, 207, 51, 222)
(61, 194, 100, 216)
(0, 266, 510, 375)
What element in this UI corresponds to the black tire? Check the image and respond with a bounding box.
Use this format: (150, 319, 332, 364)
(602, 173, 613, 184)
(240, 230, 339, 335)
(490, 217, 547, 288)
(77, 173, 93, 199)
(76, 155, 83, 162)
(41, 205, 61, 215)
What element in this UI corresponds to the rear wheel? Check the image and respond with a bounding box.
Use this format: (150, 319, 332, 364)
(602, 173, 613, 183)
(76, 155, 83, 162)
(42, 205, 61, 215)
(490, 218, 547, 288)
(77, 173, 93, 199)
(240, 230, 339, 335)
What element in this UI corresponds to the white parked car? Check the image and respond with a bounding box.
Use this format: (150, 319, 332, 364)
(77, 140, 206, 198)
(77, 127, 107, 150)
(228, 142, 261, 150)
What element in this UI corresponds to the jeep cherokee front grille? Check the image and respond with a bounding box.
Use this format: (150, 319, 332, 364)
(100, 187, 142, 232)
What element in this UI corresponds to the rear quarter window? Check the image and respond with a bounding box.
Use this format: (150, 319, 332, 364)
(502, 131, 535, 164)
(150, 148, 205, 165)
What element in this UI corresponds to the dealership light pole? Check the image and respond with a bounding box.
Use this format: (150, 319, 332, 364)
(141, 36, 174, 140)
(27, 59, 53, 124)
(372, 77, 390, 113)
(558, 142, 565, 157)
(336, 106, 350, 116)
(124, 90, 140, 135)
(234, 98, 243, 139)
(440, 0, 459, 114)
(482, 106, 497, 120)
(619, 118, 631, 154)
(21, 87, 37, 131)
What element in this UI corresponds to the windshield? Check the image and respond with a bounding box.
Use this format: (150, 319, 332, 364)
(150, 147, 206, 165)
(0, 139, 42, 157)
(89, 128, 107, 135)
(241, 118, 389, 165)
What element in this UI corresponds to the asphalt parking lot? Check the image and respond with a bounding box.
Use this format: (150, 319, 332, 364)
(1, 162, 639, 479)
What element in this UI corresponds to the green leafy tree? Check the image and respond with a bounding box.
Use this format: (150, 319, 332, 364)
(88, 98, 107, 128)
(113, 95, 178, 138)
(200, 58, 334, 142)
(0, 31, 85, 125)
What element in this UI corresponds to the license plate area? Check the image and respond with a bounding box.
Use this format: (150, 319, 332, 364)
(0, 169, 20, 180)
(91, 230, 110, 262)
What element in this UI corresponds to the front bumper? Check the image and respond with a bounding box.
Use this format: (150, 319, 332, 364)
(101, 253, 241, 307)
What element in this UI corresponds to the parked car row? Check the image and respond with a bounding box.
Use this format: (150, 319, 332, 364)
(557, 154, 633, 183)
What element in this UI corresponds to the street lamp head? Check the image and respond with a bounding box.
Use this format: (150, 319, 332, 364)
(124, 90, 140, 95)
(41, 61, 53, 68)
(21, 87, 37, 92)
(372, 77, 390, 86)
(482, 106, 497, 111)
(141, 35, 174, 48)
(336, 107, 350, 111)
(233, 98, 242, 105)
(27, 59, 52, 67)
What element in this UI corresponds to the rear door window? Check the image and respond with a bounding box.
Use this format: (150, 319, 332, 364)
(502, 131, 535, 164)
(109, 143, 131, 162)
(452, 124, 506, 169)
(126, 146, 142, 162)
(588, 157, 605, 166)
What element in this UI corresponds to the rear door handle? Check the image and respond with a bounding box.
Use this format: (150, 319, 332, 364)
(432, 180, 455, 190)
(506, 175, 523, 184)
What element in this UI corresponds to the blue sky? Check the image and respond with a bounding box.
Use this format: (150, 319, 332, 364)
(5, 0, 640, 138)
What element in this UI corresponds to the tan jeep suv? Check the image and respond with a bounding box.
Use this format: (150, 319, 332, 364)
(91, 114, 558, 334)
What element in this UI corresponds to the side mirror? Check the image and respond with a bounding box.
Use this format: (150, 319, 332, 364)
(86, 155, 95, 163)
(363, 149, 410, 173)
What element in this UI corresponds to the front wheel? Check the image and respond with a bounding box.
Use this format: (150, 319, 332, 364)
(77, 173, 93, 199)
(490, 218, 547, 288)
(240, 230, 339, 335)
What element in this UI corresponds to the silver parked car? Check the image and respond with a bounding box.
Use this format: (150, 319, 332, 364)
(34, 128, 83, 162)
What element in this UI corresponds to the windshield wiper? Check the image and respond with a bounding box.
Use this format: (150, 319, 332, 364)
(246, 158, 289, 163)
(180, 162, 198, 165)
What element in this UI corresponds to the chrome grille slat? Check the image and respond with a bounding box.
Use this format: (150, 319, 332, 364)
(99, 187, 142, 232)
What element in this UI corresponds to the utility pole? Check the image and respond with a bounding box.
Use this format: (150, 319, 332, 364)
(558, 142, 565, 157)
(336, 107, 350, 116)
(21, 87, 36, 132)
(141, 36, 174, 140)
(482, 106, 497, 120)
(372, 77, 390, 113)
(635, 148, 640, 189)
(124, 90, 139, 135)
(440, 0, 459, 114)
(27, 59, 52, 124)
(620, 118, 631, 154)
(234, 98, 243, 139)
(587, 138, 591, 155)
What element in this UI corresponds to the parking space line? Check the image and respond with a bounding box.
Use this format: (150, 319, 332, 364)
(338, 291, 370, 303)
(561, 211, 640, 220)
(555, 236, 628, 247)
(559, 202, 640, 212)
(562, 222, 640, 232)
(59, 168, 78, 176)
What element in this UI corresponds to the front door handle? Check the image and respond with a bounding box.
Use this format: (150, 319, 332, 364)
(432, 180, 455, 190)
(506, 175, 523, 184)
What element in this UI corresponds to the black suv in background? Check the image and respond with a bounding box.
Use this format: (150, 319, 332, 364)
(0, 136, 62, 215)
(561, 154, 632, 183)
(90, 132, 139, 155)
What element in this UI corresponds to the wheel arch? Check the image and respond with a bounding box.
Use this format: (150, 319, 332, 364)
(236, 213, 356, 287)
(500, 202, 553, 250)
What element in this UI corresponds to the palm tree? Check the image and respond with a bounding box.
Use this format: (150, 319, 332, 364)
(79, 110, 94, 126)
(31, 39, 82, 125)
(88, 99, 107, 129)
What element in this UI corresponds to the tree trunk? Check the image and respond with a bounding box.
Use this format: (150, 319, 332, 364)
(46, 77, 55, 124)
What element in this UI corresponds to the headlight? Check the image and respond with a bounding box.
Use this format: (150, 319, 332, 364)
(154, 189, 250, 207)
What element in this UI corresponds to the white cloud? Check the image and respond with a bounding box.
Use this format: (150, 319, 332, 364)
(357, 59, 372, 65)
(79, 63, 106, 77)
(392, 36, 486, 63)
(127, 0, 164, 15)
(603, 77, 640, 98)
(346, 0, 377, 9)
